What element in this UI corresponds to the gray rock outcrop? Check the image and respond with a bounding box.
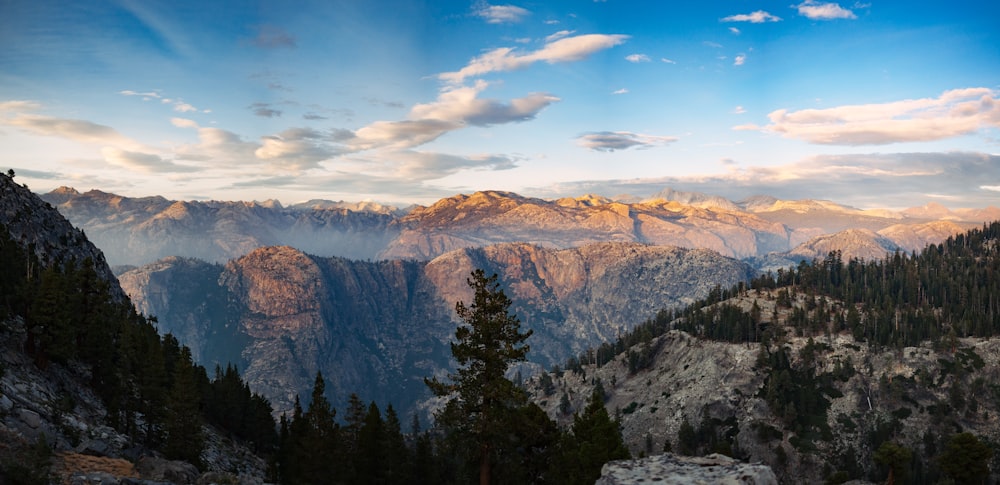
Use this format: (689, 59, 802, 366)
(596, 453, 777, 485)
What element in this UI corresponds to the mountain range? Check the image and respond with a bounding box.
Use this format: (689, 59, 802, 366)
(41, 185, 999, 419)
(41, 187, 998, 269)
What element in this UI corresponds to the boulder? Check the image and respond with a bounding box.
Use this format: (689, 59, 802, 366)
(137, 456, 199, 484)
(596, 453, 778, 485)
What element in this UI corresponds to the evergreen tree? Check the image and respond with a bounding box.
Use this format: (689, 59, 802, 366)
(555, 388, 630, 484)
(382, 405, 411, 483)
(939, 432, 993, 485)
(163, 348, 204, 467)
(355, 401, 386, 484)
(873, 441, 911, 485)
(425, 269, 534, 485)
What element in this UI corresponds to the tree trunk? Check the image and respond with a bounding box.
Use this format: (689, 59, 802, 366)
(480, 443, 491, 485)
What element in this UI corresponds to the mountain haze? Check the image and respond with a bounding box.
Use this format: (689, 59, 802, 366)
(44, 188, 993, 270)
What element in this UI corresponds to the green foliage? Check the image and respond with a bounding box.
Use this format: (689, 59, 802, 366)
(0, 221, 273, 470)
(553, 389, 630, 484)
(939, 432, 994, 484)
(873, 441, 912, 485)
(425, 269, 535, 484)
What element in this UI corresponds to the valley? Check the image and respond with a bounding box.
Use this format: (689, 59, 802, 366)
(3, 172, 999, 483)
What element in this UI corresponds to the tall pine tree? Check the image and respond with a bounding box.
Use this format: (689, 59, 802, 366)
(425, 269, 534, 485)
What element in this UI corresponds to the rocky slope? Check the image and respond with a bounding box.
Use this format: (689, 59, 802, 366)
(1, 176, 124, 301)
(527, 289, 1000, 484)
(0, 173, 267, 483)
(119, 242, 754, 418)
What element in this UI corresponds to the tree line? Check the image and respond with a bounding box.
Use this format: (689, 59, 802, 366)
(271, 269, 631, 484)
(0, 225, 278, 469)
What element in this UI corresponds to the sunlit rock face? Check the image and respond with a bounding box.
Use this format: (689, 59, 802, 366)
(119, 241, 754, 419)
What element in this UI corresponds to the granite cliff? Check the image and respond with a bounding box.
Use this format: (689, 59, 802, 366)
(119, 242, 754, 418)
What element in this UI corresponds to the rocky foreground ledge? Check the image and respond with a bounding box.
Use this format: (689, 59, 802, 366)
(596, 453, 778, 485)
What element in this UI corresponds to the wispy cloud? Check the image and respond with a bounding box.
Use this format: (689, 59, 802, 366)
(474, 3, 530, 24)
(721, 11, 782, 23)
(577, 131, 678, 152)
(250, 25, 297, 49)
(703, 41, 723, 48)
(625, 53, 651, 63)
(732, 106, 746, 114)
(734, 88, 1000, 145)
(101, 147, 196, 173)
(612, 88, 629, 95)
(250, 102, 283, 118)
(734, 54, 746, 66)
(439, 33, 629, 84)
(661, 58, 676, 64)
(729, 27, 741, 35)
(529, 152, 1000, 209)
(545, 30, 575, 42)
(794, 1, 857, 20)
(345, 81, 559, 151)
(121, 90, 208, 113)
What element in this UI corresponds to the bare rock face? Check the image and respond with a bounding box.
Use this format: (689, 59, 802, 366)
(785, 228, 899, 262)
(596, 453, 777, 485)
(120, 242, 754, 418)
(382, 191, 792, 260)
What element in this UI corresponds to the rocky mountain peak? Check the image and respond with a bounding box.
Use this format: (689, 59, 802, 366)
(0, 174, 124, 300)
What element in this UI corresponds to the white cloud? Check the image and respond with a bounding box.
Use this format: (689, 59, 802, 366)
(703, 41, 723, 48)
(733, 106, 746, 114)
(439, 33, 629, 84)
(170, 117, 198, 128)
(794, 1, 856, 20)
(2, 113, 139, 148)
(736, 87, 1000, 145)
(612, 88, 629, 95)
(120, 90, 206, 113)
(101, 147, 194, 173)
(0, 100, 42, 112)
(721, 10, 782, 23)
(545, 30, 575, 42)
(119, 90, 161, 100)
(577, 131, 678, 152)
(729, 27, 741, 35)
(625, 53, 651, 63)
(346, 81, 559, 151)
(474, 3, 530, 24)
(255, 128, 339, 171)
(734, 54, 746, 66)
(661, 58, 677, 64)
(389, 150, 517, 179)
(410, 82, 559, 126)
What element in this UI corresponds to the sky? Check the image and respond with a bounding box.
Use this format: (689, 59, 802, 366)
(1, 0, 999, 209)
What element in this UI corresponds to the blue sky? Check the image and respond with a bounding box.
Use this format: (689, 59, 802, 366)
(1, 0, 998, 208)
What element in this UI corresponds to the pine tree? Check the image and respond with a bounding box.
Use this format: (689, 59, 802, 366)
(939, 432, 993, 484)
(163, 348, 204, 467)
(554, 388, 630, 485)
(425, 269, 534, 485)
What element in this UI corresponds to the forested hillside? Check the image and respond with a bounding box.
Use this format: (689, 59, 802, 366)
(535, 221, 1000, 484)
(0, 173, 275, 482)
